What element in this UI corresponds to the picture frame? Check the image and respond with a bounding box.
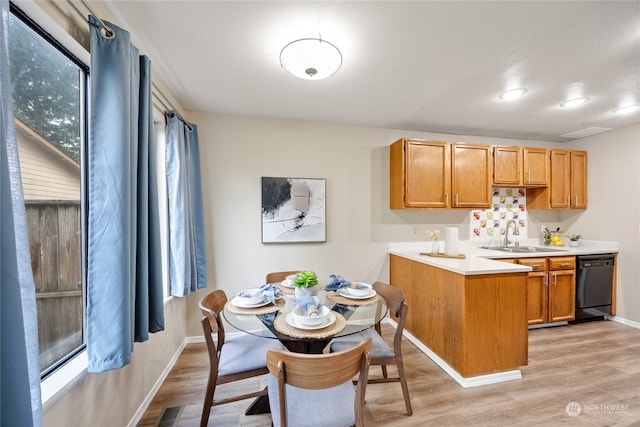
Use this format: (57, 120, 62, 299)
(261, 177, 326, 243)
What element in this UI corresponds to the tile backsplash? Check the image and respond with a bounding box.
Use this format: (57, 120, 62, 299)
(470, 188, 528, 245)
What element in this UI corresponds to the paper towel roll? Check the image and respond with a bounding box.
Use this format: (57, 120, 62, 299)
(445, 227, 459, 256)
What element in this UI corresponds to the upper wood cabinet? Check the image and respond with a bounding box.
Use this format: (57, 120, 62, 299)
(451, 143, 492, 208)
(528, 149, 588, 210)
(390, 139, 450, 208)
(570, 150, 588, 209)
(390, 139, 491, 209)
(493, 146, 522, 186)
(523, 147, 550, 186)
(493, 146, 549, 187)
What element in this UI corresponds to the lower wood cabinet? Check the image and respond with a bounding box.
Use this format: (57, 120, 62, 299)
(502, 256, 576, 325)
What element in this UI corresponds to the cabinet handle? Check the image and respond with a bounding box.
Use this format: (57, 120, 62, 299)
(559, 263, 570, 267)
(527, 171, 531, 182)
(567, 195, 570, 206)
(455, 193, 459, 206)
(543, 275, 548, 286)
(575, 196, 578, 206)
(552, 273, 557, 286)
(445, 193, 448, 206)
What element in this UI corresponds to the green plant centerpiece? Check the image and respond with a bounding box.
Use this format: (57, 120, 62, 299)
(293, 271, 319, 298)
(293, 271, 318, 288)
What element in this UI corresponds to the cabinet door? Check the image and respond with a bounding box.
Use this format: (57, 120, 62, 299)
(390, 139, 451, 209)
(493, 146, 522, 186)
(549, 150, 571, 209)
(451, 143, 491, 208)
(570, 151, 587, 209)
(526, 272, 548, 325)
(549, 270, 575, 322)
(523, 147, 549, 186)
(405, 140, 451, 208)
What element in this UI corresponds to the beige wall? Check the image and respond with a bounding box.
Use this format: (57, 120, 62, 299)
(187, 112, 639, 338)
(563, 124, 640, 322)
(26, 0, 639, 424)
(41, 111, 640, 426)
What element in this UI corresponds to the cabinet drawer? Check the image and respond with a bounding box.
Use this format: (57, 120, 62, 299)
(517, 257, 547, 271)
(549, 256, 576, 270)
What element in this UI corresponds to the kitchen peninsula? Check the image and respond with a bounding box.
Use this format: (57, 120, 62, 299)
(388, 240, 619, 388)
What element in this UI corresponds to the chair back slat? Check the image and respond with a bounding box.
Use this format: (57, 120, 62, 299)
(199, 290, 227, 345)
(267, 338, 371, 390)
(373, 281, 405, 317)
(267, 338, 372, 427)
(265, 271, 301, 284)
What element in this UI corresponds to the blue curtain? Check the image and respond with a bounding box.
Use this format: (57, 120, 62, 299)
(165, 113, 207, 297)
(87, 16, 164, 373)
(0, 0, 42, 424)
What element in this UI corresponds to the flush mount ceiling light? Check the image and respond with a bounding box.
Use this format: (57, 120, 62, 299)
(499, 88, 528, 100)
(560, 97, 590, 108)
(613, 104, 639, 114)
(280, 36, 343, 80)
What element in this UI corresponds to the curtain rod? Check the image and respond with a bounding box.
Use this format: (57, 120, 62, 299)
(70, 0, 193, 131)
(78, 0, 113, 38)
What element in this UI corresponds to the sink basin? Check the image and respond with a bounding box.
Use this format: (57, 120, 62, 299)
(481, 245, 568, 253)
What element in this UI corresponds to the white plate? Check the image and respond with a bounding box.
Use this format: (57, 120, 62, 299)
(338, 288, 377, 300)
(280, 279, 294, 288)
(230, 296, 269, 308)
(286, 312, 336, 330)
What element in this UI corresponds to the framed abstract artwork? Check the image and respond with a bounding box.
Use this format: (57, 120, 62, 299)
(261, 177, 326, 243)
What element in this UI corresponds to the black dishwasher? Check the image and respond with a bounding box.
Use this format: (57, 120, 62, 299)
(570, 254, 615, 323)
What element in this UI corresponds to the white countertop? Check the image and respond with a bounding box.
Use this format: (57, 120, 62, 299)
(389, 240, 619, 276)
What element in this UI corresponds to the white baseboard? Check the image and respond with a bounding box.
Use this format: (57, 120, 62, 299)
(384, 318, 522, 388)
(127, 338, 190, 427)
(607, 315, 640, 329)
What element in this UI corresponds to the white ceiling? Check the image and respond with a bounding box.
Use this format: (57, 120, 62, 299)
(104, 1, 640, 142)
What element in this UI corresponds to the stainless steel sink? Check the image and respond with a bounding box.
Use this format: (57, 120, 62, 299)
(481, 245, 568, 253)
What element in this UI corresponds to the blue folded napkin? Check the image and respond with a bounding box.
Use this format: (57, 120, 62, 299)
(324, 274, 353, 292)
(295, 293, 322, 317)
(239, 284, 282, 305)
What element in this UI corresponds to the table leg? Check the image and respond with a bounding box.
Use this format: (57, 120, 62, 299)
(281, 338, 330, 354)
(245, 391, 270, 415)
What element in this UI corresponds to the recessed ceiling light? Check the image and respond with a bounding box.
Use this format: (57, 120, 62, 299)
(613, 104, 639, 114)
(560, 97, 590, 108)
(499, 88, 528, 100)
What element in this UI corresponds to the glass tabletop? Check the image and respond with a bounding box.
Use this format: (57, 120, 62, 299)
(223, 285, 388, 347)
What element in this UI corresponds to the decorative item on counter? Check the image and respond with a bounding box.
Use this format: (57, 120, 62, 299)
(566, 233, 582, 247)
(426, 229, 440, 254)
(543, 227, 564, 246)
(445, 227, 459, 256)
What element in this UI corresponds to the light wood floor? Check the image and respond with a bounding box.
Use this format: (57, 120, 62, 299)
(138, 320, 640, 426)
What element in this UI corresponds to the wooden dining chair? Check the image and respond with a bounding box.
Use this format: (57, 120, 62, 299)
(330, 281, 413, 416)
(199, 290, 284, 427)
(265, 270, 300, 284)
(266, 337, 372, 427)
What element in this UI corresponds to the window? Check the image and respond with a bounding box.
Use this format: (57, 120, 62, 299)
(8, 5, 88, 378)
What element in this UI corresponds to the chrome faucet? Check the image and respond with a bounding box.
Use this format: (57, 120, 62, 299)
(503, 219, 520, 247)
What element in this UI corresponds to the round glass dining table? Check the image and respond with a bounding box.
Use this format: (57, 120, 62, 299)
(223, 285, 388, 354)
